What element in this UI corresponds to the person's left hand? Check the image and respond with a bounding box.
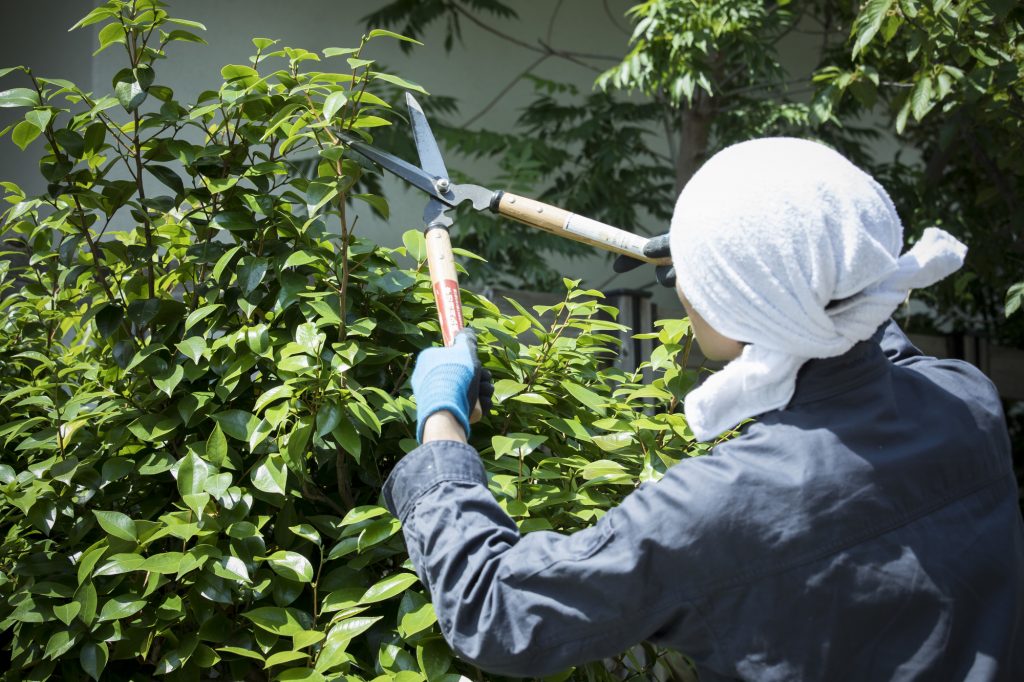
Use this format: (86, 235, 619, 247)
(410, 328, 494, 442)
(612, 233, 676, 287)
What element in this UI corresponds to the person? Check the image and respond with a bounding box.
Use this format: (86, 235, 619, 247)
(381, 138, 1024, 680)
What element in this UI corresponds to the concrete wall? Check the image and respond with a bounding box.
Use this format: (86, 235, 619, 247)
(0, 2, 94, 196)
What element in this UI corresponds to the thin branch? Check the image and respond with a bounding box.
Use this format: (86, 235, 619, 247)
(603, 0, 632, 36)
(546, 0, 565, 45)
(463, 53, 550, 128)
(451, 4, 618, 69)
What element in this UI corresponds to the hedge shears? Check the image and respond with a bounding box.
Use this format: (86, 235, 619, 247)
(345, 94, 669, 349)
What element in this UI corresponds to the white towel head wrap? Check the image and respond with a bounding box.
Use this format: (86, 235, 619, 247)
(669, 138, 967, 441)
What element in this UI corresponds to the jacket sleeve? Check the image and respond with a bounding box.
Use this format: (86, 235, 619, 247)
(382, 440, 715, 678)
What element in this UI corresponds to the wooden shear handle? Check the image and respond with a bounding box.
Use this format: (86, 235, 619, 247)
(424, 226, 483, 423)
(495, 192, 672, 265)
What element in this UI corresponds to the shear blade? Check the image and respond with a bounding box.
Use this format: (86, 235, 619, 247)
(406, 93, 450, 183)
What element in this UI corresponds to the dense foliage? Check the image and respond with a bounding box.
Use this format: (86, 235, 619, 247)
(0, 2, 709, 679)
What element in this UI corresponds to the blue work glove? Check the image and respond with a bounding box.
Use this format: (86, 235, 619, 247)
(612, 233, 676, 287)
(411, 328, 494, 442)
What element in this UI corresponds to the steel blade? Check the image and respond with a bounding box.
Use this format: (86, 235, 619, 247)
(346, 139, 443, 200)
(406, 93, 450, 182)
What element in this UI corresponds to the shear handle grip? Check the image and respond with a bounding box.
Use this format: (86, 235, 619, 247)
(424, 226, 483, 423)
(494, 192, 671, 265)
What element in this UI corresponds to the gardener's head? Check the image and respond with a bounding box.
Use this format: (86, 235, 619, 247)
(667, 137, 966, 441)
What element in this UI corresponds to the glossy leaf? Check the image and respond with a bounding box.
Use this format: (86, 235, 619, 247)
(265, 550, 314, 583)
(92, 510, 137, 542)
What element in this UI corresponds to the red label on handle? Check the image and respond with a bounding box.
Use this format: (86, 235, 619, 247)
(433, 278, 464, 346)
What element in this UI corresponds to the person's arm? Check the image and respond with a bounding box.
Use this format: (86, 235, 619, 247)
(383, 441, 713, 677)
(385, 329, 713, 676)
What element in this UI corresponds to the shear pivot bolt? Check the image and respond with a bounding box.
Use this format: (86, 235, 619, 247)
(435, 178, 450, 193)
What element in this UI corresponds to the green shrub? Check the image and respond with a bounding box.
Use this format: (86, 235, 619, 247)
(0, 2, 703, 679)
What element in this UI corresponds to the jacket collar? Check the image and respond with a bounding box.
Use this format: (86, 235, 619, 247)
(788, 325, 889, 406)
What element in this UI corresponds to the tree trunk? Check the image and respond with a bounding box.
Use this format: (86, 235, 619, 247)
(675, 93, 713, 193)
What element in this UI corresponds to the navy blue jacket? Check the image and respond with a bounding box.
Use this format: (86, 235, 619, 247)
(383, 321, 1024, 680)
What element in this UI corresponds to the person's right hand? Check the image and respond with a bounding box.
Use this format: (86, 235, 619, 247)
(410, 328, 493, 443)
(612, 234, 675, 287)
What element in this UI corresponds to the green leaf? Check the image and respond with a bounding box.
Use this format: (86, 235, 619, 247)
(215, 555, 251, 583)
(285, 417, 313, 467)
(351, 114, 392, 129)
(360, 572, 418, 604)
(44, 629, 78, 660)
(204, 176, 239, 194)
(402, 229, 426, 261)
(94, 553, 145, 577)
(252, 455, 287, 495)
(591, 432, 634, 453)
(282, 250, 320, 269)
(113, 66, 153, 112)
(212, 409, 259, 442)
(353, 193, 388, 218)
(54, 601, 81, 626)
(340, 505, 387, 526)
(512, 392, 550, 405)
(561, 380, 607, 415)
(154, 364, 184, 397)
(1005, 282, 1024, 317)
(95, 22, 126, 55)
(264, 650, 309, 668)
(910, 75, 935, 121)
(254, 384, 293, 414)
(852, 0, 894, 57)
(492, 379, 527, 403)
(176, 336, 206, 364)
(265, 550, 314, 583)
(295, 322, 326, 355)
(185, 303, 223, 332)
(92, 510, 137, 542)
(306, 180, 338, 216)
(11, 120, 41, 150)
(278, 670, 325, 682)
(580, 458, 630, 481)
(289, 523, 321, 545)
(0, 88, 40, 108)
(221, 64, 260, 86)
(141, 552, 186, 574)
(357, 518, 401, 551)
(492, 433, 547, 459)
(148, 164, 185, 196)
(237, 256, 269, 296)
(316, 617, 381, 672)
(366, 29, 424, 45)
(242, 606, 312, 636)
(369, 72, 427, 94)
(176, 451, 208, 497)
(323, 90, 348, 121)
(217, 645, 264, 662)
(397, 591, 437, 638)
(168, 17, 208, 31)
(80, 642, 108, 680)
(98, 595, 147, 622)
(212, 212, 255, 233)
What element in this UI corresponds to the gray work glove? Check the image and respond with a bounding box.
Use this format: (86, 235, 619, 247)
(612, 234, 676, 288)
